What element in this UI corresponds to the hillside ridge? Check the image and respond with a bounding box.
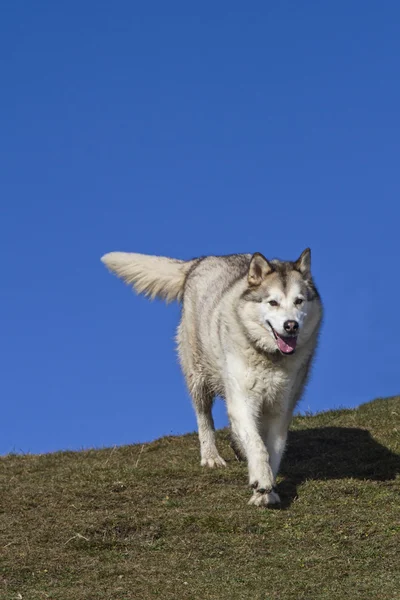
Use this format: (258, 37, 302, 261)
(2, 397, 399, 600)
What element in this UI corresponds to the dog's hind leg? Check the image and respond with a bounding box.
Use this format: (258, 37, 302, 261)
(229, 429, 246, 462)
(177, 321, 226, 468)
(191, 376, 226, 468)
(262, 360, 312, 478)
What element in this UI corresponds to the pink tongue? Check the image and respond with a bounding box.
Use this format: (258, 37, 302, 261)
(276, 334, 297, 354)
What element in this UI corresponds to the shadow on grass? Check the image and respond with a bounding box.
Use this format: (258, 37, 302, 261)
(278, 427, 400, 509)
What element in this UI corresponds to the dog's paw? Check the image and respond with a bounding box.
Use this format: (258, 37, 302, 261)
(200, 455, 227, 468)
(248, 487, 281, 507)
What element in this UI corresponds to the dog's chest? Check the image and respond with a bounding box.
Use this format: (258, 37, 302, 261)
(224, 350, 298, 407)
(247, 363, 288, 401)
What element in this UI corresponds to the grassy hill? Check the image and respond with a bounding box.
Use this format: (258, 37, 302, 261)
(1, 397, 399, 600)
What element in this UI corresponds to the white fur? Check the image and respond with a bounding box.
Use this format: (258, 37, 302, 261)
(102, 250, 322, 508)
(197, 411, 226, 467)
(223, 352, 292, 505)
(101, 252, 194, 303)
(260, 281, 308, 337)
(261, 413, 289, 477)
(248, 488, 281, 506)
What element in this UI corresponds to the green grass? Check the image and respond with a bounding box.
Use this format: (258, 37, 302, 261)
(1, 397, 399, 600)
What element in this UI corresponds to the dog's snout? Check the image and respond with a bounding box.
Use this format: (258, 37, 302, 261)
(283, 320, 299, 334)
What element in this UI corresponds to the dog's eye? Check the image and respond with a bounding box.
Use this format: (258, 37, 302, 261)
(294, 298, 304, 306)
(268, 300, 278, 307)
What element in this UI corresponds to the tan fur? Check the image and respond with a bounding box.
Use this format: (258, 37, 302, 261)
(101, 252, 195, 303)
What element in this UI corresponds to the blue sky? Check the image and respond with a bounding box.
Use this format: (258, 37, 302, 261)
(1, 2, 399, 454)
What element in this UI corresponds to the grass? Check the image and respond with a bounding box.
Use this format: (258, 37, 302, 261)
(1, 396, 399, 600)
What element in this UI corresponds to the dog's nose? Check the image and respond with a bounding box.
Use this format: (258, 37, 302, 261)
(284, 320, 299, 334)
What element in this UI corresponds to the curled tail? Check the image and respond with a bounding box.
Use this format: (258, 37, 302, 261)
(101, 252, 196, 303)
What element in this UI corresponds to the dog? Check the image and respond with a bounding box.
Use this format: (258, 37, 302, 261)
(101, 249, 322, 506)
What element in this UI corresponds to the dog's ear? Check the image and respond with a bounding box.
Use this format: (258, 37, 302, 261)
(248, 253, 273, 286)
(294, 248, 311, 276)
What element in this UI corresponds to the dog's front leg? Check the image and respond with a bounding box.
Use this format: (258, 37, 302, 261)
(226, 390, 280, 507)
(260, 412, 290, 479)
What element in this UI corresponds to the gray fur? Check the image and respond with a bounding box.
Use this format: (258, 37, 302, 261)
(102, 249, 323, 507)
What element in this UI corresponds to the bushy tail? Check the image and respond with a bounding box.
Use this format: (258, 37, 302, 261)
(101, 252, 195, 303)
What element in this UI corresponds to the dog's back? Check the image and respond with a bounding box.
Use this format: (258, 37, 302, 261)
(177, 254, 252, 397)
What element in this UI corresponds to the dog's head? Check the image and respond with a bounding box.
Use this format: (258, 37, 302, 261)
(238, 249, 322, 356)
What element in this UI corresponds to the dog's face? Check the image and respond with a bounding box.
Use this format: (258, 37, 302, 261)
(239, 249, 322, 355)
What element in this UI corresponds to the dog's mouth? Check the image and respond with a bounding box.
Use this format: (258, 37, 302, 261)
(267, 322, 297, 355)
